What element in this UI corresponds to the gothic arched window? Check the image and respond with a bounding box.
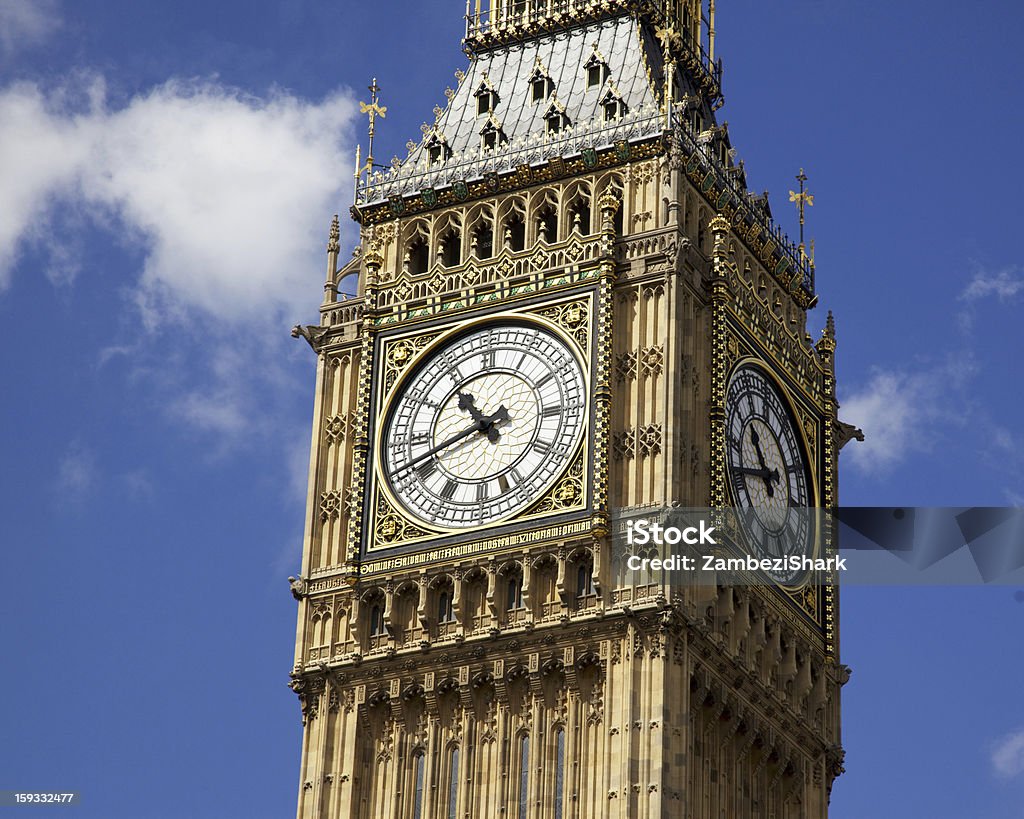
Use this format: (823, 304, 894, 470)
(412, 752, 425, 819)
(554, 727, 565, 819)
(438, 589, 454, 623)
(518, 734, 530, 819)
(447, 746, 460, 819)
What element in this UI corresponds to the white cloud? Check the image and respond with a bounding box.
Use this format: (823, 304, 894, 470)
(960, 267, 1024, 303)
(56, 441, 96, 499)
(0, 76, 357, 323)
(839, 354, 973, 475)
(0, 0, 60, 57)
(992, 729, 1024, 779)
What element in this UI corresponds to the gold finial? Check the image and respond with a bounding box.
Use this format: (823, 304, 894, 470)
(357, 78, 387, 183)
(788, 168, 814, 262)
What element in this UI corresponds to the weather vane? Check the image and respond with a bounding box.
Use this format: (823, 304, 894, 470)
(354, 78, 387, 199)
(788, 168, 814, 264)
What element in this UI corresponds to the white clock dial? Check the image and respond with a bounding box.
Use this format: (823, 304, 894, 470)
(725, 364, 813, 582)
(381, 322, 587, 529)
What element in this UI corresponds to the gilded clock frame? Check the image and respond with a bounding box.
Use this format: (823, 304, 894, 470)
(361, 291, 598, 564)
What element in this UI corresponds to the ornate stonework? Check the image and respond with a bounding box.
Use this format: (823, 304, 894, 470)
(290, 3, 844, 817)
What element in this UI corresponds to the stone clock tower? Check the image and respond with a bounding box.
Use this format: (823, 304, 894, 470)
(289, 2, 850, 817)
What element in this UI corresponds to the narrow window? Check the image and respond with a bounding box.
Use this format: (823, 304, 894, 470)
(413, 753, 425, 819)
(554, 729, 565, 819)
(473, 224, 493, 258)
(428, 144, 444, 165)
(538, 208, 557, 243)
(369, 603, 384, 636)
(447, 746, 460, 819)
(506, 575, 523, 610)
(576, 563, 594, 597)
(440, 231, 461, 267)
(531, 76, 551, 102)
(505, 215, 525, 252)
(518, 735, 529, 819)
(438, 589, 453, 623)
(408, 239, 429, 276)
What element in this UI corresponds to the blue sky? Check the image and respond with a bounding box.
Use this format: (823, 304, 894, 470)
(1, 1, 1022, 816)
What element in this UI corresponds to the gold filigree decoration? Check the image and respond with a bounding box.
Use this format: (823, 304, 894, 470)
(526, 447, 586, 515)
(373, 492, 430, 546)
(320, 491, 343, 522)
(382, 332, 439, 395)
(538, 298, 590, 352)
(325, 413, 351, 444)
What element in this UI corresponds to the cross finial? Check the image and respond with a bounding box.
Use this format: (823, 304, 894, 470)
(788, 168, 814, 260)
(357, 78, 388, 179)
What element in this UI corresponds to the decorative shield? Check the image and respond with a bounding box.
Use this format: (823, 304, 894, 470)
(420, 188, 437, 208)
(453, 180, 469, 201)
(548, 156, 565, 177)
(388, 195, 406, 216)
(716, 189, 731, 209)
(581, 147, 598, 168)
(485, 172, 499, 191)
(614, 139, 630, 161)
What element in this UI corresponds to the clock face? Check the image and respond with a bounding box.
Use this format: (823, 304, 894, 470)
(725, 364, 814, 582)
(380, 322, 587, 529)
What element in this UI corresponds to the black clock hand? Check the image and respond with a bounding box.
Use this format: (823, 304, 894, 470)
(390, 423, 482, 478)
(735, 465, 781, 483)
(389, 404, 511, 478)
(457, 391, 484, 422)
(749, 427, 776, 498)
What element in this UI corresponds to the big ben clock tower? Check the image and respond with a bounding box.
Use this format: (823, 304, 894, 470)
(289, 2, 849, 817)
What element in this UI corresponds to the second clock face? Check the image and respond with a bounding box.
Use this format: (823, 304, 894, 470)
(725, 364, 813, 580)
(381, 322, 587, 529)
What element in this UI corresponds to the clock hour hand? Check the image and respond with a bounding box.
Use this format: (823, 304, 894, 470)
(749, 427, 776, 498)
(734, 465, 780, 484)
(457, 391, 484, 422)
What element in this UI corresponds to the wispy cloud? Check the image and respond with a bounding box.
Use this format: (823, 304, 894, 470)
(0, 75, 356, 324)
(0, 0, 60, 58)
(841, 263, 1024, 477)
(56, 441, 96, 500)
(839, 353, 973, 475)
(992, 729, 1024, 779)
(960, 267, 1024, 303)
(956, 266, 1024, 335)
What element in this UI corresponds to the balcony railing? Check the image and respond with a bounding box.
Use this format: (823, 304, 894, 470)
(465, 0, 634, 46)
(671, 108, 815, 297)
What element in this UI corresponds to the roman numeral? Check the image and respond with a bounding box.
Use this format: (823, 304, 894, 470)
(541, 405, 562, 418)
(536, 372, 554, 388)
(416, 460, 437, 481)
(476, 483, 489, 503)
(532, 439, 552, 455)
(440, 479, 458, 501)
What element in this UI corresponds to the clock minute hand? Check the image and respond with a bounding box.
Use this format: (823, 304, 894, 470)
(749, 427, 775, 498)
(389, 422, 482, 478)
(389, 405, 511, 478)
